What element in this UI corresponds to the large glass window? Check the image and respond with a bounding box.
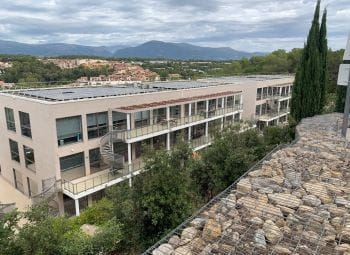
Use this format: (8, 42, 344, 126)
(5, 107, 16, 132)
(56, 116, 82, 146)
(256, 88, 262, 100)
(23, 145, 35, 171)
(9, 139, 20, 162)
(256, 105, 261, 116)
(112, 112, 127, 130)
(60, 152, 84, 172)
(153, 108, 166, 124)
(87, 112, 108, 139)
(197, 101, 206, 115)
(234, 94, 242, 106)
(226, 96, 234, 107)
(170, 105, 181, 119)
(19, 111, 31, 138)
(134, 110, 150, 128)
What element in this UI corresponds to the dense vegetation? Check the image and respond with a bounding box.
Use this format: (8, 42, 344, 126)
(0, 55, 112, 86)
(0, 124, 295, 255)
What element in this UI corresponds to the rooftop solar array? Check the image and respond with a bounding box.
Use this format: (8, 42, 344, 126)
(0, 75, 293, 102)
(3, 86, 157, 102)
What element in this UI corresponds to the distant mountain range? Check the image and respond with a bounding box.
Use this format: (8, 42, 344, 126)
(0, 39, 265, 60)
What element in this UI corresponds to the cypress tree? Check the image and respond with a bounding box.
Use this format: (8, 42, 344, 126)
(319, 9, 328, 112)
(291, 0, 322, 122)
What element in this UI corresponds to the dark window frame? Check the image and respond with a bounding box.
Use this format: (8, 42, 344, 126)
(19, 111, 32, 138)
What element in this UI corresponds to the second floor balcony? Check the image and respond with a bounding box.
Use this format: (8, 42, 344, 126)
(117, 104, 243, 141)
(258, 108, 290, 121)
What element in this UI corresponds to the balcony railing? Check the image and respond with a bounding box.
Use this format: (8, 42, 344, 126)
(257, 93, 291, 101)
(258, 108, 290, 120)
(120, 104, 243, 140)
(62, 160, 145, 195)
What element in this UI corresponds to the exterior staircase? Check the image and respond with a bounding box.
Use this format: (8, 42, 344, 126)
(100, 130, 126, 171)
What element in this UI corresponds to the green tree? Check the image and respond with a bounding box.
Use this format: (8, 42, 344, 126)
(291, 0, 324, 122)
(319, 8, 328, 111)
(191, 127, 267, 200)
(108, 141, 197, 251)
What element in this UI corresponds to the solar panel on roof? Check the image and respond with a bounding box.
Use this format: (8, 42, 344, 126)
(6, 86, 158, 101)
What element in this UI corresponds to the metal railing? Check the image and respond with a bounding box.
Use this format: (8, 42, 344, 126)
(258, 108, 290, 120)
(62, 160, 145, 195)
(118, 104, 243, 140)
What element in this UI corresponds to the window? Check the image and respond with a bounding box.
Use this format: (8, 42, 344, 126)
(87, 112, 108, 139)
(19, 111, 31, 138)
(234, 113, 241, 122)
(234, 94, 241, 106)
(5, 107, 16, 132)
(60, 152, 84, 172)
(9, 139, 20, 162)
(135, 110, 150, 128)
(23, 145, 35, 171)
(256, 88, 262, 100)
(256, 105, 261, 116)
(226, 96, 234, 107)
(89, 148, 102, 169)
(112, 112, 127, 130)
(170, 105, 181, 119)
(197, 101, 206, 114)
(56, 116, 82, 146)
(218, 98, 224, 108)
(262, 87, 268, 99)
(153, 108, 166, 124)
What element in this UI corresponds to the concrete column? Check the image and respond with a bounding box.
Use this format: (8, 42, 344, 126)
(130, 113, 135, 129)
(84, 149, 91, 176)
(188, 127, 191, 141)
(127, 113, 131, 130)
(149, 109, 154, 125)
(166, 106, 170, 129)
(277, 101, 280, 115)
(167, 133, 171, 151)
(222, 98, 225, 108)
(205, 100, 209, 118)
(221, 117, 224, 130)
(75, 199, 80, 216)
(108, 109, 113, 130)
(180, 104, 185, 118)
(81, 114, 87, 142)
(205, 122, 209, 137)
(189, 103, 192, 116)
(128, 143, 132, 187)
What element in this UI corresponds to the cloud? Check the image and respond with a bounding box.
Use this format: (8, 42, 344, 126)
(0, 0, 349, 52)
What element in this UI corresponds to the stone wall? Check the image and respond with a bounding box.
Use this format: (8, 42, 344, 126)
(149, 113, 350, 255)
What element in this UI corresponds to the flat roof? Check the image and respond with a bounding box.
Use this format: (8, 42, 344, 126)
(0, 75, 294, 102)
(2, 86, 157, 102)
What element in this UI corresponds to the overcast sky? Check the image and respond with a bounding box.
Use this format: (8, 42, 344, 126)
(0, 0, 349, 52)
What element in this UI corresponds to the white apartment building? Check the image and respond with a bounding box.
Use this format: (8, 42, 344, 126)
(0, 75, 293, 216)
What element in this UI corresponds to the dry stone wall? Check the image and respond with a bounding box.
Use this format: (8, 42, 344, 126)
(151, 114, 350, 255)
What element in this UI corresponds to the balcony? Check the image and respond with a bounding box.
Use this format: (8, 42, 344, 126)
(62, 159, 145, 198)
(121, 105, 243, 141)
(257, 93, 291, 101)
(258, 108, 290, 122)
(62, 137, 216, 198)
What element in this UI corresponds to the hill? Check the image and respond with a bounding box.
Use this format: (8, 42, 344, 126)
(114, 40, 264, 60)
(0, 40, 264, 60)
(0, 40, 112, 57)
